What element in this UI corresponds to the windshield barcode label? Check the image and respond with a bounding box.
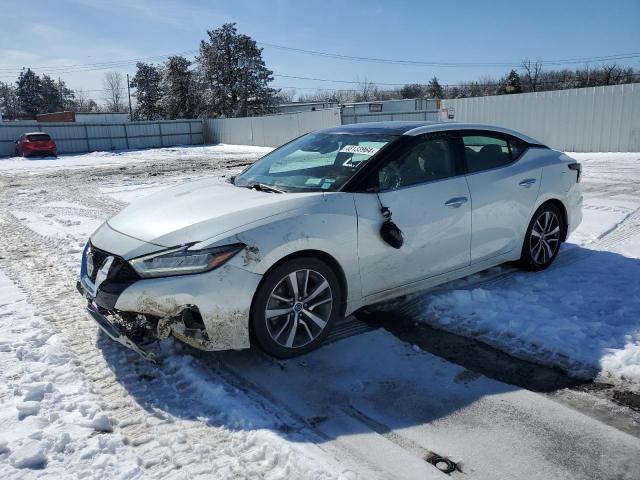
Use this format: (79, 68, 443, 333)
(339, 145, 380, 156)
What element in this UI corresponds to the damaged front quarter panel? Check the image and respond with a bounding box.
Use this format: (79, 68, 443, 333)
(242, 245, 262, 266)
(113, 261, 262, 351)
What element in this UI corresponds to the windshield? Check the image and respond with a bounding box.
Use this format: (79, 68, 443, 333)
(234, 132, 397, 192)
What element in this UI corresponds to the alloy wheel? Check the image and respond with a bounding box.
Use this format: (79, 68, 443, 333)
(530, 210, 561, 265)
(265, 269, 333, 349)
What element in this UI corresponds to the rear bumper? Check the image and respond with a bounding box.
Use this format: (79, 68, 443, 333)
(565, 184, 583, 238)
(23, 147, 56, 156)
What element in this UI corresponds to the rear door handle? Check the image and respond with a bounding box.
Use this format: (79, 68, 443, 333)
(519, 178, 537, 188)
(444, 197, 468, 208)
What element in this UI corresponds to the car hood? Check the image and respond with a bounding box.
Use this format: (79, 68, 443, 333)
(106, 178, 324, 247)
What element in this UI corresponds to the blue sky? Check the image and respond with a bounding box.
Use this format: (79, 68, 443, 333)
(1, 0, 638, 101)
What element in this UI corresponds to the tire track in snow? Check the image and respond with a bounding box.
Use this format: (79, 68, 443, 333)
(0, 165, 453, 479)
(0, 179, 349, 479)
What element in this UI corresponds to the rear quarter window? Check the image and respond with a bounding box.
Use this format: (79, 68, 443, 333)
(508, 137, 528, 159)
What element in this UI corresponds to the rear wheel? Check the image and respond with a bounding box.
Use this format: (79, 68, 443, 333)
(251, 257, 341, 358)
(519, 203, 564, 271)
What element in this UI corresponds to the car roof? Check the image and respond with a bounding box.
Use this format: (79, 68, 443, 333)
(24, 132, 50, 136)
(319, 121, 437, 135)
(317, 121, 544, 146)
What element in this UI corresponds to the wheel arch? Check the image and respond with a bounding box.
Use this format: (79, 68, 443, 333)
(537, 198, 569, 241)
(248, 249, 349, 335)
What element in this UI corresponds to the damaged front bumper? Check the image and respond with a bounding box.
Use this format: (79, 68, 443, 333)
(85, 301, 158, 363)
(77, 242, 263, 359)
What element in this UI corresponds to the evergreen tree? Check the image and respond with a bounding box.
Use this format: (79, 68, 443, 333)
(0, 81, 21, 118)
(16, 68, 42, 115)
(427, 77, 444, 99)
(40, 74, 63, 113)
(448, 86, 463, 98)
(130, 62, 163, 120)
(161, 56, 198, 119)
(57, 78, 76, 110)
(467, 82, 483, 97)
(498, 69, 523, 94)
(400, 84, 425, 99)
(197, 23, 277, 117)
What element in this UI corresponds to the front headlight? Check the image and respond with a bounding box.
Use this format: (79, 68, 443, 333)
(129, 243, 245, 278)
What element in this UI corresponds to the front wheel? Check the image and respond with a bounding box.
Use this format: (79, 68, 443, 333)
(251, 257, 341, 358)
(519, 204, 564, 271)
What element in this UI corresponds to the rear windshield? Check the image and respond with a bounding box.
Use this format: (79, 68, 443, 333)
(27, 134, 51, 141)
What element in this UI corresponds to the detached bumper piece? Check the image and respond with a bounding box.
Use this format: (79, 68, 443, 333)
(86, 303, 158, 363)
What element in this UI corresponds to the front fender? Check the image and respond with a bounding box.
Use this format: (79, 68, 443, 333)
(211, 192, 363, 312)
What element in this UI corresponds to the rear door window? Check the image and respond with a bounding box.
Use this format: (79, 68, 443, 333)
(462, 134, 526, 173)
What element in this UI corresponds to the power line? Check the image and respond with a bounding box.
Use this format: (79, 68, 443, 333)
(274, 74, 402, 86)
(272, 74, 640, 92)
(0, 39, 638, 77)
(0, 50, 197, 75)
(259, 42, 640, 68)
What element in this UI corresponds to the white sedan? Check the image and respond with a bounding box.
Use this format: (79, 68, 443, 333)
(77, 121, 582, 359)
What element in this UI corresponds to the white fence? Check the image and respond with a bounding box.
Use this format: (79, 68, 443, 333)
(205, 108, 341, 147)
(0, 119, 203, 157)
(443, 83, 640, 152)
(4, 84, 637, 156)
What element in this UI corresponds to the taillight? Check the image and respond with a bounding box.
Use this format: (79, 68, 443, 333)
(568, 162, 581, 182)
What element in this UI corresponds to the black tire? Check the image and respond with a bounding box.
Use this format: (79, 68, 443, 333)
(251, 257, 342, 358)
(519, 203, 564, 271)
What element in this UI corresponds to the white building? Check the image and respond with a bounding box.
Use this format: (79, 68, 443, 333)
(275, 102, 340, 114)
(342, 98, 440, 116)
(75, 112, 130, 123)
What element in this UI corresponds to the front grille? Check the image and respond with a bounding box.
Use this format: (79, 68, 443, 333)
(88, 246, 108, 282)
(88, 244, 139, 283)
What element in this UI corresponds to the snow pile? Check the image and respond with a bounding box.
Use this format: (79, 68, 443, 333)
(423, 245, 640, 383)
(0, 271, 142, 478)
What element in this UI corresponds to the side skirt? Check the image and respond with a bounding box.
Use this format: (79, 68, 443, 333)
(350, 251, 518, 313)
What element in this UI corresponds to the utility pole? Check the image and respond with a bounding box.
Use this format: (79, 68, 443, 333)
(58, 76, 63, 110)
(126, 73, 133, 118)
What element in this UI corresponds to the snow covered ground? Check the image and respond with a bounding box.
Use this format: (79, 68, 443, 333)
(0, 271, 142, 478)
(0, 144, 271, 173)
(0, 146, 639, 479)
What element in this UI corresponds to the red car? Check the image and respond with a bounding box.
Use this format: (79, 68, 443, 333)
(15, 132, 57, 157)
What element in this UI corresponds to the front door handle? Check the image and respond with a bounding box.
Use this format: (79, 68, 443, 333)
(444, 197, 468, 208)
(519, 178, 537, 188)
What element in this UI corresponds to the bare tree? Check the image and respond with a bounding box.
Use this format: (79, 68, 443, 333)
(274, 88, 297, 104)
(103, 71, 125, 112)
(73, 89, 100, 112)
(354, 78, 378, 102)
(521, 59, 543, 92)
(601, 63, 625, 85)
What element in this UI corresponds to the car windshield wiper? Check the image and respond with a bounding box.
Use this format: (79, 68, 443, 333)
(248, 183, 285, 194)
